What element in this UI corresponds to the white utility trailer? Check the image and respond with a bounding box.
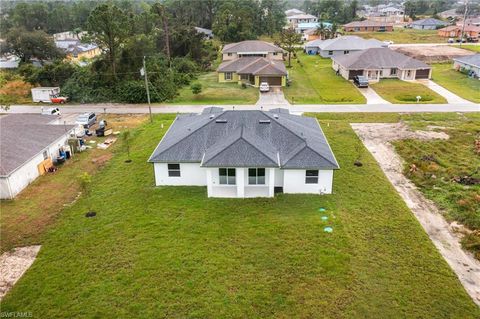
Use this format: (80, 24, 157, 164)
(31, 87, 60, 103)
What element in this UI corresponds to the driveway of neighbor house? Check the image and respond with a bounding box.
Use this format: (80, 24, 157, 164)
(355, 86, 391, 104)
(413, 79, 474, 104)
(256, 87, 291, 107)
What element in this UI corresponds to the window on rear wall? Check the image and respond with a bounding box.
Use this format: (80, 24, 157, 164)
(305, 170, 319, 184)
(225, 72, 232, 80)
(248, 168, 265, 185)
(219, 168, 236, 185)
(168, 164, 181, 177)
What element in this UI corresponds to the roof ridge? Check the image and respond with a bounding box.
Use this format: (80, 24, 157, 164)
(237, 57, 264, 73)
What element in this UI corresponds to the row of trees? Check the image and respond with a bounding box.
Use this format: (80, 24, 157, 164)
(302, 0, 359, 24)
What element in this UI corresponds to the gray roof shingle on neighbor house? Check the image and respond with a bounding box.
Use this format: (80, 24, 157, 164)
(218, 57, 287, 76)
(343, 20, 393, 27)
(0, 114, 76, 176)
(222, 40, 284, 54)
(305, 36, 386, 51)
(149, 110, 339, 170)
(410, 18, 447, 27)
(454, 54, 480, 67)
(333, 48, 430, 70)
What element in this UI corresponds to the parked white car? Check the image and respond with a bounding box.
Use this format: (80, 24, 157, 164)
(383, 40, 394, 46)
(41, 107, 61, 116)
(76, 112, 97, 128)
(259, 82, 270, 93)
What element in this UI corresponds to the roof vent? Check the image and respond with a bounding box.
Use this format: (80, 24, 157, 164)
(209, 115, 215, 119)
(273, 114, 279, 119)
(215, 119, 227, 123)
(259, 119, 271, 124)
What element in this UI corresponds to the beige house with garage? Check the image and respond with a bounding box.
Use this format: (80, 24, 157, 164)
(218, 41, 287, 87)
(332, 48, 432, 82)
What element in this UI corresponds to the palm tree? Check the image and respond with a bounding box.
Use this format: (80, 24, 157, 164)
(314, 20, 327, 40)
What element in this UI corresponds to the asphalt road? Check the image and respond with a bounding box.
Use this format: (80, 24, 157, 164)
(4, 102, 479, 115)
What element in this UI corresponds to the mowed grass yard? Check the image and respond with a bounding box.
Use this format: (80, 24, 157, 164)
(431, 63, 480, 103)
(348, 28, 446, 43)
(454, 44, 480, 53)
(2, 113, 479, 318)
(283, 54, 366, 104)
(371, 79, 447, 103)
(168, 72, 258, 104)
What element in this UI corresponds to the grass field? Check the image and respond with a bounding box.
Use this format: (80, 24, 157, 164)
(348, 28, 446, 44)
(371, 79, 447, 103)
(0, 70, 32, 105)
(168, 72, 258, 105)
(431, 63, 480, 103)
(1, 113, 479, 318)
(283, 54, 366, 104)
(393, 113, 480, 259)
(454, 44, 480, 53)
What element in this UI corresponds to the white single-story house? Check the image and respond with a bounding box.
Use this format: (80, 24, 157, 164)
(0, 114, 77, 199)
(332, 48, 432, 81)
(149, 108, 339, 198)
(453, 54, 480, 79)
(409, 18, 448, 30)
(304, 35, 387, 57)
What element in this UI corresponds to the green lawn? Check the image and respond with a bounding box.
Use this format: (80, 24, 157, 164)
(371, 79, 447, 103)
(168, 72, 258, 105)
(1, 113, 479, 318)
(283, 54, 366, 104)
(348, 28, 446, 44)
(431, 63, 480, 103)
(393, 112, 480, 259)
(454, 44, 480, 53)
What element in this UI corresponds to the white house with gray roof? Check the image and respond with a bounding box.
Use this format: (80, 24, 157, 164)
(304, 36, 387, 57)
(453, 54, 480, 79)
(149, 108, 339, 198)
(332, 48, 432, 81)
(0, 114, 78, 199)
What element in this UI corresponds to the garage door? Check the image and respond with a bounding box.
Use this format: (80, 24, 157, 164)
(259, 77, 282, 86)
(415, 69, 430, 79)
(348, 70, 363, 80)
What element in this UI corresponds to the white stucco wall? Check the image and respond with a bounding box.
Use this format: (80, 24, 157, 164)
(0, 130, 74, 199)
(154, 163, 206, 186)
(282, 169, 334, 194)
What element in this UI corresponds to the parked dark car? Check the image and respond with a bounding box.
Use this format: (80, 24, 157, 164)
(353, 75, 369, 88)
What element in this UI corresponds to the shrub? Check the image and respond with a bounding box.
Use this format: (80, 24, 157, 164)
(241, 82, 247, 89)
(191, 83, 202, 95)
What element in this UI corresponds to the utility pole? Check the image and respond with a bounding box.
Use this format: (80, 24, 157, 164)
(460, 0, 469, 47)
(143, 56, 153, 123)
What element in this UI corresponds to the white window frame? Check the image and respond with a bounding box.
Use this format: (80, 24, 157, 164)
(305, 170, 319, 184)
(391, 68, 397, 75)
(219, 168, 236, 185)
(225, 72, 233, 80)
(248, 168, 265, 185)
(167, 163, 181, 177)
(328, 51, 333, 55)
(42, 150, 49, 160)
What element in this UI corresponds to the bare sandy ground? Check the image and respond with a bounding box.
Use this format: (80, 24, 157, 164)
(352, 123, 480, 306)
(391, 45, 475, 62)
(0, 245, 41, 300)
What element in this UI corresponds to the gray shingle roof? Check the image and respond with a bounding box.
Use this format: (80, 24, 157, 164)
(343, 20, 393, 27)
(410, 18, 447, 26)
(305, 36, 386, 51)
(149, 110, 339, 170)
(454, 54, 480, 67)
(217, 57, 287, 76)
(0, 114, 76, 176)
(222, 41, 284, 54)
(332, 48, 430, 70)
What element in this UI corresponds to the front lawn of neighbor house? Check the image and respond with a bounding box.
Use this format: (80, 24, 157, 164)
(371, 79, 447, 103)
(431, 63, 480, 103)
(348, 28, 446, 44)
(454, 44, 480, 53)
(1, 114, 479, 318)
(168, 72, 258, 105)
(283, 54, 366, 104)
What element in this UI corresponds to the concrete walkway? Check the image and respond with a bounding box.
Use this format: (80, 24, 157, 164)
(413, 79, 474, 104)
(356, 87, 391, 104)
(4, 102, 479, 115)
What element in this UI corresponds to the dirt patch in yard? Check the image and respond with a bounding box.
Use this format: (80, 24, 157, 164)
(352, 122, 480, 306)
(391, 45, 475, 63)
(0, 245, 41, 300)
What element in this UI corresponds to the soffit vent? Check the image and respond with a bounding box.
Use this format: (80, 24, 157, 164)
(215, 119, 227, 123)
(259, 120, 271, 124)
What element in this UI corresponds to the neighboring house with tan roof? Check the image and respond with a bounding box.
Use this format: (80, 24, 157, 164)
(437, 25, 480, 38)
(343, 20, 394, 32)
(218, 41, 287, 87)
(332, 48, 431, 81)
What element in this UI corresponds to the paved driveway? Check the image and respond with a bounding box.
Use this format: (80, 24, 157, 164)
(256, 87, 290, 107)
(413, 79, 474, 104)
(355, 86, 391, 105)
